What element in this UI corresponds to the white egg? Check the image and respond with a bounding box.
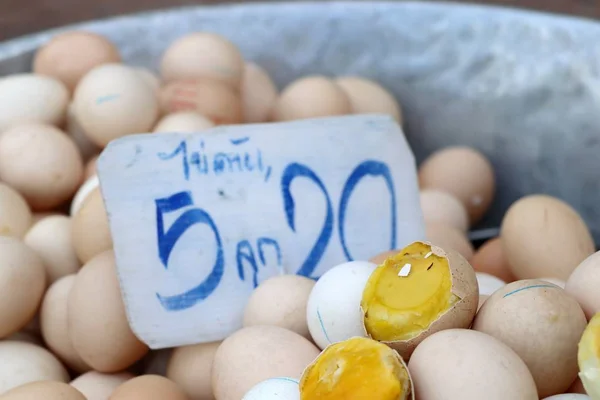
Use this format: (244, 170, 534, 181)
(476, 272, 507, 295)
(542, 395, 590, 400)
(242, 377, 300, 400)
(306, 261, 376, 350)
(70, 175, 100, 216)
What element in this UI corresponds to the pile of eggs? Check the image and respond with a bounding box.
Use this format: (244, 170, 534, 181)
(0, 28, 599, 400)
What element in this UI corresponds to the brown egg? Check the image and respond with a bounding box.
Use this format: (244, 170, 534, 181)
(473, 279, 587, 397)
(425, 223, 474, 260)
(160, 79, 242, 125)
(2, 381, 85, 400)
(501, 195, 595, 280)
(110, 375, 189, 400)
(419, 189, 469, 233)
(471, 237, 516, 283)
(408, 329, 538, 400)
(153, 112, 215, 133)
(25, 216, 81, 283)
(0, 341, 69, 394)
(160, 32, 244, 89)
(418, 146, 495, 224)
(85, 155, 99, 180)
(0, 237, 46, 339)
(243, 275, 315, 339)
(71, 187, 113, 264)
(0, 183, 32, 238)
(271, 76, 351, 122)
(0, 123, 84, 210)
(66, 103, 101, 162)
(167, 341, 220, 400)
(73, 64, 159, 147)
(569, 377, 587, 394)
(478, 294, 490, 311)
(33, 31, 121, 92)
(212, 325, 320, 400)
(241, 63, 278, 123)
(335, 76, 402, 123)
(70, 371, 133, 400)
(40, 275, 90, 372)
(566, 251, 600, 320)
(68, 250, 148, 372)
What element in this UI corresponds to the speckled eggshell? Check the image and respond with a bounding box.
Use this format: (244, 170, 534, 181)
(25, 215, 81, 283)
(0, 183, 32, 238)
(418, 146, 495, 224)
(335, 76, 402, 123)
(40, 274, 90, 372)
(243, 275, 315, 339)
(473, 279, 587, 397)
(0, 237, 46, 339)
(306, 261, 377, 350)
(470, 237, 516, 283)
(271, 76, 351, 122)
(109, 375, 190, 400)
(71, 187, 113, 264)
(363, 243, 479, 360)
(0, 341, 70, 395)
(425, 223, 474, 260)
(160, 79, 242, 125)
(0, 123, 84, 210)
(167, 341, 220, 400)
(70, 371, 133, 400)
(501, 195, 595, 281)
(241, 63, 279, 123)
(419, 189, 469, 233)
(566, 251, 600, 320)
(211, 325, 320, 400)
(68, 250, 149, 372)
(2, 381, 85, 400)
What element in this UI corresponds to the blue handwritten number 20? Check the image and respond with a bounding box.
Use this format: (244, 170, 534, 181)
(155, 159, 396, 311)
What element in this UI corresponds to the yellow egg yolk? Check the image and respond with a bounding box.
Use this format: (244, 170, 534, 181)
(299, 337, 411, 400)
(578, 312, 600, 400)
(361, 242, 457, 341)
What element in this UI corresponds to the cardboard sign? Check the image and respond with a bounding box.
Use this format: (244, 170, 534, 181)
(97, 115, 425, 349)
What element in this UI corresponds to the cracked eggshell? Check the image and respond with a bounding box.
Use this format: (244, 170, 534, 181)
(362, 242, 478, 360)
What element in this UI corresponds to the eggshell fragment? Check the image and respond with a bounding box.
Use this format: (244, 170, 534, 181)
(40, 275, 89, 372)
(212, 325, 320, 400)
(0, 183, 32, 238)
(1, 381, 85, 400)
(74, 63, 159, 147)
(167, 341, 220, 400)
(0, 74, 69, 131)
(335, 76, 402, 123)
(425, 223, 474, 260)
(361, 241, 478, 360)
(153, 111, 215, 133)
(473, 279, 587, 397)
(33, 31, 121, 92)
(0, 123, 84, 210)
(71, 187, 113, 264)
(241, 63, 279, 123)
(418, 146, 495, 224)
(419, 189, 469, 232)
(0, 237, 46, 338)
(578, 312, 600, 399)
(161, 32, 244, 89)
(68, 250, 149, 372)
(300, 337, 413, 400)
(160, 79, 242, 125)
(471, 237, 515, 283)
(110, 375, 189, 400)
(243, 378, 300, 400)
(70, 371, 133, 400)
(306, 261, 376, 349)
(566, 251, 600, 319)
(25, 216, 80, 283)
(271, 76, 351, 122)
(408, 329, 538, 400)
(476, 272, 507, 295)
(0, 341, 69, 395)
(244, 275, 315, 339)
(501, 195, 594, 280)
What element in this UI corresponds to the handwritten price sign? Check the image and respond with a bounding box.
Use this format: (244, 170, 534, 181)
(97, 115, 425, 349)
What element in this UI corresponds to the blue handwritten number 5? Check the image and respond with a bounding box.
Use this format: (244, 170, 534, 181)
(281, 163, 333, 279)
(155, 191, 224, 311)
